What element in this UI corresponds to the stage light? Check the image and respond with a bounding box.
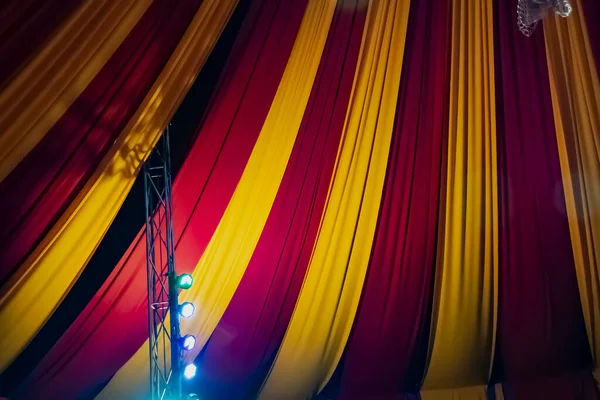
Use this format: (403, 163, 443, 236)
(179, 302, 195, 318)
(177, 273, 193, 290)
(183, 363, 197, 379)
(181, 334, 196, 351)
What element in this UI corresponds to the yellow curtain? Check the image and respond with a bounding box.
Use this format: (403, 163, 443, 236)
(0, 0, 152, 183)
(95, 1, 336, 398)
(422, 0, 498, 390)
(420, 386, 489, 400)
(0, 0, 238, 374)
(544, 6, 600, 367)
(258, 1, 410, 398)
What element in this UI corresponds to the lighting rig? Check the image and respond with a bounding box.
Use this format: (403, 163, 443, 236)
(143, 126, 197, 400)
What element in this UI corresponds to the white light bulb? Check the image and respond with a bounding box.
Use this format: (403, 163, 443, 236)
(183, 363, 197, 380)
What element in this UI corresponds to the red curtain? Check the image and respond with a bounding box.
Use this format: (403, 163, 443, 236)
(581, 0, 600, 72)
(493, 0, 592, 385)
(187, 4, 366, 399)
(0, 0, 83, 88)
(0, 0, 202, 287)
(337, 0, 451, 397)
(502, 371, 600, 400)
(13, 1, 307, 398)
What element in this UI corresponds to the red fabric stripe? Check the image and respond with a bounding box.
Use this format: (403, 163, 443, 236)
(493, 0, 592, 385)
(0, 0, 202, 288)
(337, 0, 452, 397)
(13, 0, 308, 398)
(502, 371, 600, 400)
(188, 4, 366, 398)
(0, 0, 83, 89)
(581, 0, 600, 75)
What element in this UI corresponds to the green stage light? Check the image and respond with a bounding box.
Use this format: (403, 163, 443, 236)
(177, 273, 194, 290)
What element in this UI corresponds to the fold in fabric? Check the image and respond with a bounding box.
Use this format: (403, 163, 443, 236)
(422, 0, 498, 390)
(493, 0, 592, 384)
(0, 0, 83, 88)
(0, 0, 238, 376)
(581, 0, 600, 70)
(190, 3, 365, 398)
(259, 0, 411, 398)
(495, 384, 505, 400)
(13, 0, 302, 397)
(501, 371, 600, 399)
(337, 0, 451, 396)
(96, 0, 337, 398)
(0, 0, 203, 296)
(420, 386, 489, 400)
(0, 0, 152, 183)
(544, 3, 600, 368)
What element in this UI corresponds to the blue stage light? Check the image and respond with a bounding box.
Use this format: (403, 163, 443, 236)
(183, 363, 197, 379)
(179, 302, 195, 318)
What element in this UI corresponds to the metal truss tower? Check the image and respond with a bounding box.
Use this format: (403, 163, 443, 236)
(143, 126, 183, 400)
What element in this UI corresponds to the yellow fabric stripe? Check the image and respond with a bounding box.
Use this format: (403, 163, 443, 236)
(544, 7, 600, 366)
(0, 0, 152, 183)
(421, 386, 488, 400)
(422, 0, 497, 390)
(0, 0, 238, 374)
(258, 1, 410, 398)
(95, 1, 337, 398)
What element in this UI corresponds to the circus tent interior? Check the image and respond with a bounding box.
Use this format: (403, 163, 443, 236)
(1, 0, 600, 398)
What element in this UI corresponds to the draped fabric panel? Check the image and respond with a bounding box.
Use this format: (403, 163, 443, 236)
(544, 2, 600, 368)
(2, 1, 600, 399)
(12, 0, 300, 397)
(337, 0, 451, 397)
(501, 371, 600, 400)
(0, 0, 238, 376)
(0, 4, 245, 392)
(581, 0, 600, 70)
(0, 0, 203, 292)
(422, 0, 498, 391)
(0, 0, 83, 88)
(493, 0, 592, 384)
(260, 0, 411, 398)
(420, 386, 490, 400)
(190, 4, 365, 399)
(0, 0, 152, 183)
(97, 1, 337, 398)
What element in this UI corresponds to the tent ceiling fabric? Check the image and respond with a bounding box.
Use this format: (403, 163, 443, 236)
(1, 0, 600, 399)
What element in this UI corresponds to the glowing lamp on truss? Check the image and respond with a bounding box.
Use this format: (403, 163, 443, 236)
(181, 334, 196, 351)
(177, 273, 193, 290)
(179, 302, 195, 318)
(517, 0, 572, 37)
(183, 363, 197, 380)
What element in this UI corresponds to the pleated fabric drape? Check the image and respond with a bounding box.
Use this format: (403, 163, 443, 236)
(0, 0, 151, 183)
(420, 387, 491, 400)
(0, 0, 204, 298)
(0, 0, 83, 88)
(259, 0, 411, 398)
(336, 0, 451, 397)
(501, 371, 600, 400)
(544, 0, 600, 370)
(189, 3, 365, 399)
(422, 0, 498, 394)
(96, 0, 337, 398)
(12, 1, 302, 398)
(493, 0, 592, 388)
(1, 0, 600, 398)
(580, 0, 599, 70)
(0, 0, 238, 375)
